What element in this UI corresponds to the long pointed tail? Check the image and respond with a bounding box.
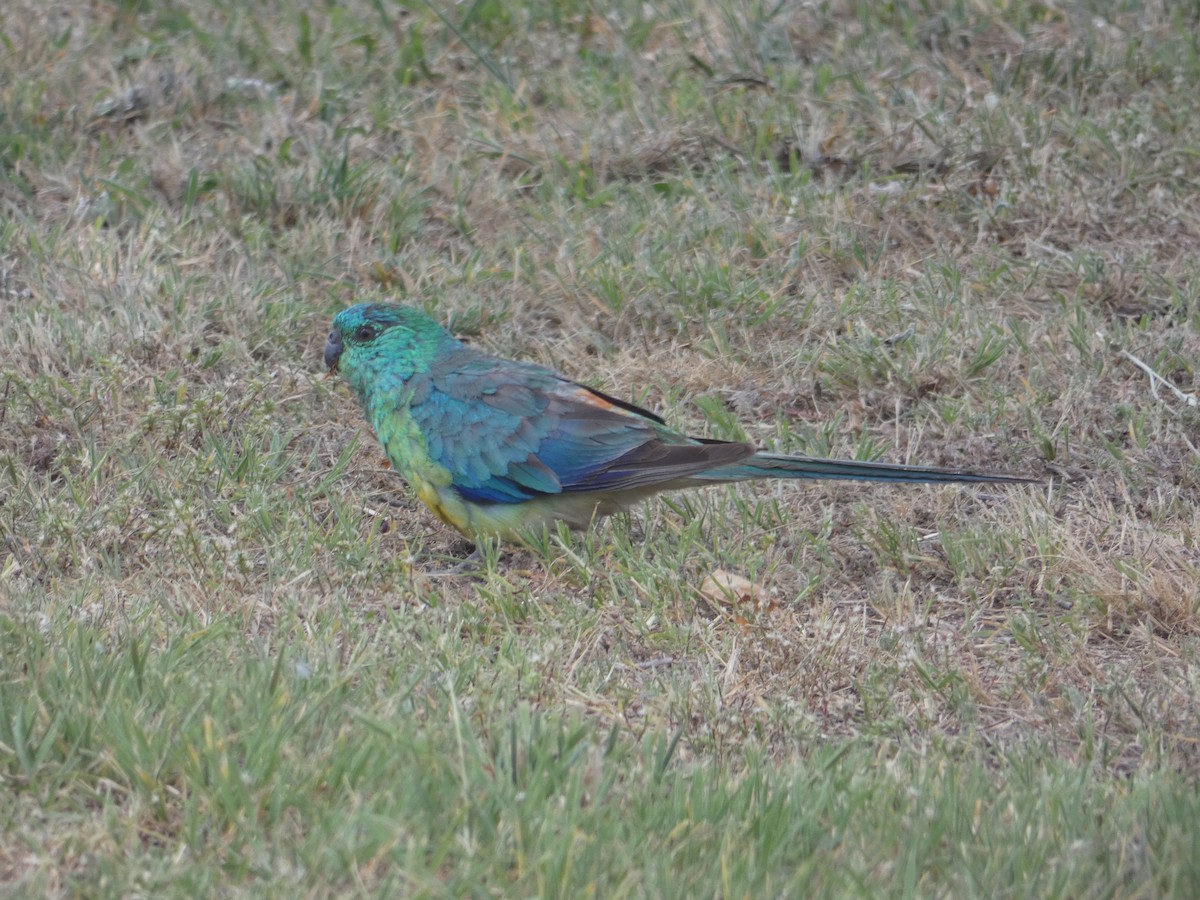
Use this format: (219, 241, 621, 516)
(693, 452, 1039, 485)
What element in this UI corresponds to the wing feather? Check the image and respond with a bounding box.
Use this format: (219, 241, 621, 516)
(408, 346, 752, 504)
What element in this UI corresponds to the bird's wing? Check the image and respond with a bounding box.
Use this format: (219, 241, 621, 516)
(410, 350, 752, 504)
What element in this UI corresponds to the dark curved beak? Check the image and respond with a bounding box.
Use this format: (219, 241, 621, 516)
(324, 329, 343, 373)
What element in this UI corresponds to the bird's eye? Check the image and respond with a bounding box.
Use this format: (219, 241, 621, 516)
(354, 324, 378, 342)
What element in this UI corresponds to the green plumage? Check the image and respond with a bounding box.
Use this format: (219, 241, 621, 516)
(325, 303, 1036, 541)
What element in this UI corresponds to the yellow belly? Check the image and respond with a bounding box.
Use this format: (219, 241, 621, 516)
(413, 479, 634, 543)
(415, 480, 475, 536)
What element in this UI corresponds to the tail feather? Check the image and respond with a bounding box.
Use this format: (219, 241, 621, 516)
(691, 452, 1038, 486)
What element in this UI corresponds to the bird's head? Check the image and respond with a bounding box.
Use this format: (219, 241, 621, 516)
(325, 303, 454, 397)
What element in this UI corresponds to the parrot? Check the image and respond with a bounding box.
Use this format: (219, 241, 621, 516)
(325, 303, 1036, 543)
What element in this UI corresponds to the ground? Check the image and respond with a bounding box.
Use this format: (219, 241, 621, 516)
(1, 0, 1198, 895)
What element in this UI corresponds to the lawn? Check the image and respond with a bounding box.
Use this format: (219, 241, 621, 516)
(2, 0, 1199, 895)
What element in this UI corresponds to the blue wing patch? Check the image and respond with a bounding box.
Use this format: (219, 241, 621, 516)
(411, 347, 750, 505)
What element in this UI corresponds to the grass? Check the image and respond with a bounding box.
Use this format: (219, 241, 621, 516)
(2, 0, 1199, 894)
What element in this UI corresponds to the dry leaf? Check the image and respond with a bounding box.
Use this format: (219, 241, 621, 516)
(699, 569, 773, 616)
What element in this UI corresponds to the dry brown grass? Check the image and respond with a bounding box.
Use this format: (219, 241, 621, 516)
(2, 0, 1199, 890)
(4, 0, 1199, 750)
